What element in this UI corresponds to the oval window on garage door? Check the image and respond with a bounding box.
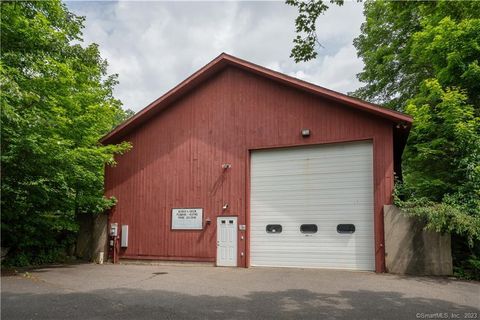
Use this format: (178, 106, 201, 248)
(337, 224, 355, 234)
(300, 224, 318, 233)
(266, 224, 282, 233)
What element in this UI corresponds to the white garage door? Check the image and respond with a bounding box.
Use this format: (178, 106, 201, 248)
(250, 141, 375, 270)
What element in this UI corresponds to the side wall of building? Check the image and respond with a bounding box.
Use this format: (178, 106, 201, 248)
(105, 66, 394, 271)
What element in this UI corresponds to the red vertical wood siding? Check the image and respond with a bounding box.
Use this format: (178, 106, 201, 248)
(105, 67, 394, 272)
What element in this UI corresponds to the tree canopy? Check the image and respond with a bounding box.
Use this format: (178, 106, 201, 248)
(354, 1, 480, 110)
(1, 1, 131, 265)
(288, 0, 480, 278)
(354, 1, 480, 268)
(286, 0, 344, 63)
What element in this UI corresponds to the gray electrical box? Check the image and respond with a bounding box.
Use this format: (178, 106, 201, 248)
(121, 225, 128, 247)
(110, 223, 118, 237)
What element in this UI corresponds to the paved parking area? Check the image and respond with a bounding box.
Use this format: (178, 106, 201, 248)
(1, 263, 479, 319)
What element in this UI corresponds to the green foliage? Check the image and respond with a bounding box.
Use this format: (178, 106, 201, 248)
(394, 81, 480, 278)
(286, 0, 344, 62)
(4, 246, 71, 267)
(402, 80, 479, 204)
(353, 1, 480, 278)
(288, 0, 480, 278)
(353, 0, 480, 110)
(394, 192, 480, 247)
(450, 233, 480, 280)
(356, 1, 480, 277)
(1, 1, 132, 265)
(464, 255, 480, 280)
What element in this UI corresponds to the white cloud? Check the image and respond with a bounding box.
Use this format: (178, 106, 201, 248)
(66, 1, 365, 112)
(291, 44, 364, 94)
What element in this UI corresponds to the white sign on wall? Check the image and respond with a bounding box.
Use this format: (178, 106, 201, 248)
(171, 208, 203, 230)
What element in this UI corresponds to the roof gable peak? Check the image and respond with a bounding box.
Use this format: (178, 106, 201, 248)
(101, 53, 411, 144)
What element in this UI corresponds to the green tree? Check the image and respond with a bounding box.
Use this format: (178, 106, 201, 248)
(353, 1, 480, 110)
(399, 80, 479, 240)
(288, 1, 480, 110)
(288, 0, 480, 278)
(1, 1, 131, 265)
(355, 0, 480, 279)
(396, 79, 480, 279)
(286, 0, 344, 62)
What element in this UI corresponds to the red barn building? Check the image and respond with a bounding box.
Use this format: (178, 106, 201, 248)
(102, 53, 412, 272)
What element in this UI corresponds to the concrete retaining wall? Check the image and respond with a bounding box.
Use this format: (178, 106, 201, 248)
(76, 213, 108, 263)
(384, 205, 452, 275)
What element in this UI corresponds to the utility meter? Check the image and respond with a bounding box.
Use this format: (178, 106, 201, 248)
(110, 223, 118, 237)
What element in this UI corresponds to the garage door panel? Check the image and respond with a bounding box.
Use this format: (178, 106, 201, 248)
(252, 234, 372, 239)
(250, 141, 375, 271)
(251, 222, 373, 229)
(251, 148, 371, 163)
(250, 205, 373, 211)
(251, 212, 373, 218)
(251, 215, 372, 221)
(249, 260, 374, 270)
(252, 251, 375, 258)
(252, 202, 373, 207)
(252, 174, 371, 186)
(253, 160, 372, 170)
(250, 236, 373, 245)
(252, 190, 373, 198)
(252, 168, 372, 177)
(250, 242, 374, 250)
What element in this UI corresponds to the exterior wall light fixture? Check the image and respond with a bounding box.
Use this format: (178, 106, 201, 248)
(301, 129, 311, 137)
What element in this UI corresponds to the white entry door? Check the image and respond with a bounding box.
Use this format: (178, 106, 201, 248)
(250, 141, 375, 270)
(216, 217, 237, 267)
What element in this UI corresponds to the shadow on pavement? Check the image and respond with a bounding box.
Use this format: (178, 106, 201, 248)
(1, 262, 88, 277)
(2, 286, 478, 320)
(389, 273, 480, 286)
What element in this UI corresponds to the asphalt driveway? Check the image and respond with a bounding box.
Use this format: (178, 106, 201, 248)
(2, 263, 479, 320)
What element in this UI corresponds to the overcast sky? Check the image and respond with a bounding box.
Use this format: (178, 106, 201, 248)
(66, 1, 365, 112)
